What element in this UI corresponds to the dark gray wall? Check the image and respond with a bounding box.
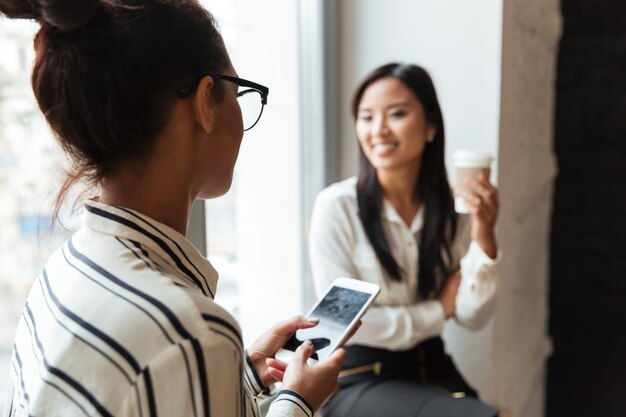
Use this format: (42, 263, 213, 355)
(548, 1, 626, 415)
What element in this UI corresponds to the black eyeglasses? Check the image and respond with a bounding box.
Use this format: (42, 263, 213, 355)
(177, 74, 269, 131)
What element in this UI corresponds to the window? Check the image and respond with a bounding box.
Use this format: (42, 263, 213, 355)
(201, 0, 306, 344)
(0, 19, 78, 395)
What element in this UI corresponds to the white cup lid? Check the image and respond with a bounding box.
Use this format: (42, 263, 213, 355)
(452, 150, 493, 167)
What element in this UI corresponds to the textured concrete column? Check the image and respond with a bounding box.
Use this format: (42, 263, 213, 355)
(489, 1, 561, 416)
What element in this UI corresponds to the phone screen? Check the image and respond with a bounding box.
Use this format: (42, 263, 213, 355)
(282, 286, 372, 361)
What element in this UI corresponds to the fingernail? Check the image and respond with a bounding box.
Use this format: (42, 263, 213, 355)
(307, 317, 320, 323)
(303, 340, 313, 346)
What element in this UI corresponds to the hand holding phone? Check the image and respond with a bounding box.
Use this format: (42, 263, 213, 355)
(277, 339, 347, 412)
(247, 315, 322, 388)
(251, 318, 349, 413)
(275, 277, 380, 365)
(265, 321, 362, 382)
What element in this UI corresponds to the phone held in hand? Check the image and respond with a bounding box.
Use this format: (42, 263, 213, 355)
(275, 277, 380, 365)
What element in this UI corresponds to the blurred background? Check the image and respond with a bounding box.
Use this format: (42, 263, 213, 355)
(0, 1, 623, 416)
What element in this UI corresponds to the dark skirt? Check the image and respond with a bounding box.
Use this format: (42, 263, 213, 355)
(321, 338, 498, 417)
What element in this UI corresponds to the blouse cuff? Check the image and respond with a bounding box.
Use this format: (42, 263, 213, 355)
(268, 389, 314, 417)
(244, 350, 269, 397)
(462, 241, 502, 276)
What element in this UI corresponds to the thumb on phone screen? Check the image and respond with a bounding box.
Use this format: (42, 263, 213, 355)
(282, 340, 345, 413)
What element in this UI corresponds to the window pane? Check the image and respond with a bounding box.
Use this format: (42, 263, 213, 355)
(201, 0, 304, 344)
(0, 20, 80, 395)
(206, 184, 240, 320)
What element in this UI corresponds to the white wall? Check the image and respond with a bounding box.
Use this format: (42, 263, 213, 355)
(338, 0, 503, 398)
(338, 0, 503, 182)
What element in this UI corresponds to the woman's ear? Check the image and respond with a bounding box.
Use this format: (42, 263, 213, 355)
(193, 75, 216, 135)
(426, 124, 438, 142)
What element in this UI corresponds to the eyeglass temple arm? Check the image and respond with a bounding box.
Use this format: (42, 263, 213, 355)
(212, 74, 269, 105)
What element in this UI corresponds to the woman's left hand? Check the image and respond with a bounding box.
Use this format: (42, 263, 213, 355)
(461, 173, 499, 259)
(247, 316, 320, 387)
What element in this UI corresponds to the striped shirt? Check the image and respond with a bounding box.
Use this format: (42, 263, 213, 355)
(4, 200, 313, 417)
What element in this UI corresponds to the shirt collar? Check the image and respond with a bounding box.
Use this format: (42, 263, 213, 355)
(382, 198, 424, 234)
(83, 199, 218, 299)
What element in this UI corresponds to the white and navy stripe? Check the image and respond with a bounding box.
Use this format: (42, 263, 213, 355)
(4, 200, 312, 417)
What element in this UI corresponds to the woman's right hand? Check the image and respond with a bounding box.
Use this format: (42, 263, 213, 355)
(437, 270, 461, 319)
(267, 341, 346, 412)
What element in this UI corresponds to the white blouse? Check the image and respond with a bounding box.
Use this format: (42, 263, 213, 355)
(309, 177, 500, 351)
(4, 200, 312, 417)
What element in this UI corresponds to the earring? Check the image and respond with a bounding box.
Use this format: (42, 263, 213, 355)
(427, 136, 434, 143)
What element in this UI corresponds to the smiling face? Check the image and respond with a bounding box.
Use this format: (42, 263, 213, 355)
(355, 76, 436, 174)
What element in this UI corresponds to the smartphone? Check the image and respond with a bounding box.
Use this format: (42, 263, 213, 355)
(275, 277, 380, 364)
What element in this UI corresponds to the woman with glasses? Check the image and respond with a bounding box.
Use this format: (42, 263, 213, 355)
(1, 1, 344, 416)
(308, 63, 501, 416)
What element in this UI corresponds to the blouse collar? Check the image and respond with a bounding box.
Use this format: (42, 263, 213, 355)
(382, 198, 424, 234)
(83, 199, 218, 299)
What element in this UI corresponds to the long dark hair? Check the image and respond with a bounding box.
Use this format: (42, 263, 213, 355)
(0, 0, 229, 215)
(352, 63, 457, 299)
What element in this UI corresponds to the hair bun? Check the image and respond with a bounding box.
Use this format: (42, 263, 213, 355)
(39, 0, 100, 31)
(0, 0, 40, 20)
(0, 0, 100, 30)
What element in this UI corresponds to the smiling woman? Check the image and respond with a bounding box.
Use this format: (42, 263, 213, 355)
(309, 63, 501, 417)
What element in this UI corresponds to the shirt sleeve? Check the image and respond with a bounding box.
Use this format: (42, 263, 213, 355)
(114, 335, 314, 417)
(308, 191, 360, 296)
(347, 301, 445, 350)
(454, 240, 501, 329)
(243, 350, 269, 397)
(116, 336, 250, 417)
(308, 190, 446, 350)
(266, 390, 314, 417)
(241, 351, 315, 417)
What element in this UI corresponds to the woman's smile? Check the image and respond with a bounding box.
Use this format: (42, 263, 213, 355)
(371, 141, 400, 157)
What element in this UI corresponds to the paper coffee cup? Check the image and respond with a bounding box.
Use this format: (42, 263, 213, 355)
(452, 150, 493, 214)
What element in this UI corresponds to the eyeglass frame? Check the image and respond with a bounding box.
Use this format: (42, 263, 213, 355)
(176, 74, 269, 131)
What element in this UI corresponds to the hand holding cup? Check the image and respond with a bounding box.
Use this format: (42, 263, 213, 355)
(453, 150, 499, 258)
